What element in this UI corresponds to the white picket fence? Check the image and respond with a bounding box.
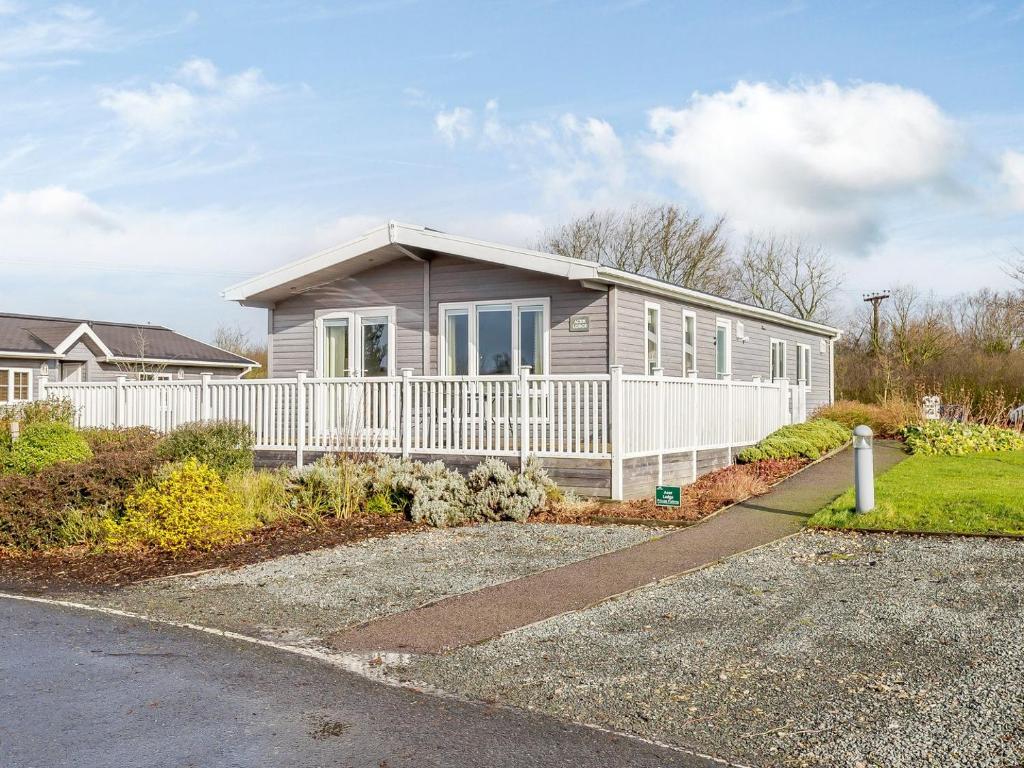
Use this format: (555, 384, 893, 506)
(42, 366, 807, 499)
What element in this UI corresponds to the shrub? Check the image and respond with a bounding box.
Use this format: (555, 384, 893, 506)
(0, 441, 165, 550)
(737, 419, 849, 463)
(108, 459, 256, 552)
(291, 454, 369, 519)
(813, 398, 921, 437)
(465, 457, 554, 523)
(0, 398, 76, 431)
(901, 420, 1024, 455)
(157, 421, 253, 477)
(1, 421, 93, 475)
(81, 426, 162, 455)
(226, 468, 294, 525)
(369, 456, 469, 527)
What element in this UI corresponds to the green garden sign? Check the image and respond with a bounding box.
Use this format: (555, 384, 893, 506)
(655, 485, 681, 507)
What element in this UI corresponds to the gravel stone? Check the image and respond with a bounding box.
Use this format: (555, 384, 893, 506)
(89, 523, 661, 649)
(387, 531, 1024, 768)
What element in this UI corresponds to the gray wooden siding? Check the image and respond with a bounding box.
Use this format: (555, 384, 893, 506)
(614, 287, 833, 410)
(1, 350, 244, 385)
(271, 257, 426, 376)
(269, 254, 610, 377)
(426, 255, 608, 375)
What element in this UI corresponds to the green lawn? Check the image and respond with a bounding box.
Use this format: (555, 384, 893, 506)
(810, 450, 1024, 535)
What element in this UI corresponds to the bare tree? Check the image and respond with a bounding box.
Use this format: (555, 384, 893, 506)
(540, 204, 734, 295)
(213, 323, 267, 379)
(733, 233, 840, 321)
(114, 327, 169, 380)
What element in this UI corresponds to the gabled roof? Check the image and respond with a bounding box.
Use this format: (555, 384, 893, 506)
(0, 313, 257, 368)
(223, 220, 840, 337)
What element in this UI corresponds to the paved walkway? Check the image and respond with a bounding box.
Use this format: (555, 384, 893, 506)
(330, 441, 908, 655)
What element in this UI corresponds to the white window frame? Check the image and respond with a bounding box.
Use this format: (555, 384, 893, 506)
(0, 367, 33, 403)
(644, 301, 662, 375)
(769, 338, 788, 381)
(682, 309, 697, 376)
(797, 343, 812, 386)
(437, 298, 550, 376)
(715, 318, 732, 379)
(137, 372, 174, 382)
(313, 306, 397, 377)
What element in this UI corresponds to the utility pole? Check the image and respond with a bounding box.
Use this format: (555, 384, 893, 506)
(863, 290, 891, 355)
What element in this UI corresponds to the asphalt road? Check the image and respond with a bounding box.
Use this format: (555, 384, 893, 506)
(0, 597, 720, 768)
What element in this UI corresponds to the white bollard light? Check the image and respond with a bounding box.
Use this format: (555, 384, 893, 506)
(853, 425, 874, 513)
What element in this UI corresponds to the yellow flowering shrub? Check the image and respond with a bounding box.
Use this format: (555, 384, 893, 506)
(109, 458, 256, 552)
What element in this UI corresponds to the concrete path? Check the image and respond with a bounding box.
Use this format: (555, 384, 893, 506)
(1, 597, 717, 768)
(330, 441, 907, 655)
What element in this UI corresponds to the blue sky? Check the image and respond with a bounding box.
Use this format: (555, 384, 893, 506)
(2, 0, 1023, 341)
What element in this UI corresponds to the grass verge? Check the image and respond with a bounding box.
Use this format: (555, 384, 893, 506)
(810, 450, 1024, 535)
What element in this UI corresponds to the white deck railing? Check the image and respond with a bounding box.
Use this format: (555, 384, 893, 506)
(41, 366, 807, 499)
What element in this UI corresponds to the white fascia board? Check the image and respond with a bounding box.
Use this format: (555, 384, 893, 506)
(102, 356, 253, 369)
(162, 328, 261, 367)
(222, 224, 392, 302)
(53, 323, 115, 357)
(391, 222, 600, 281)
(596, 267, 841, 337)
(0, 350, 63, 360)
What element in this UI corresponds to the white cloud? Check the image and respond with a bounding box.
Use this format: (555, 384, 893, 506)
(0, 4, 109, 65)
(434, 106, 474, 145)
(0, 186, 118, 231)
(1000, 150, 1024, 210)
(436, 100, 629, 215)
(100, 58, 275, 141)
(643, 80, 959, 250)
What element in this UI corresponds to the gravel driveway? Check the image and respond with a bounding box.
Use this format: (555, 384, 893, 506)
(89, 523, 660, 649)
(386, 531, 1024, 768)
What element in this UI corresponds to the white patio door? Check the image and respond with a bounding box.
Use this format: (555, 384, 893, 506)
(316, 307, 397, 445)
(319, 308, 395, 378)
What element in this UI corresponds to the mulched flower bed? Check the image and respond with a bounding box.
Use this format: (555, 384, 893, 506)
(535, 458, 807, 526)
(0, 515, 421, 594)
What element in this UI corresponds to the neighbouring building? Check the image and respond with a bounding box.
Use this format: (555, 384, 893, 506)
(0, 312, 257, 402)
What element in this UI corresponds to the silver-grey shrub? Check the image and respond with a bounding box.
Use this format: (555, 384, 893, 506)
(368, 456, 469, 527)
(465, 456, 554, 523)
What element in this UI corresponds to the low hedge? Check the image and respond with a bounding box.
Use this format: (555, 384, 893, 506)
(901, 420, 1024, 455)
(737, 419, 850, 463)
(812, 399, 921, 437)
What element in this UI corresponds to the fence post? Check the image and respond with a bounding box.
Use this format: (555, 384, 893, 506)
(37, 371, 49, 401)
(690, 374, 699, 483)
(115, 375, 126, 428)
(610, 365, 624, 501)
(652, 367, 664, 485)
(401, 368, 413, 458)
(778, 378, 790, 426)
(518, 365, 531, 468)
(200, 373, 212, 422)
(726, 377, 734, 464)
(295, 370, 307, 468)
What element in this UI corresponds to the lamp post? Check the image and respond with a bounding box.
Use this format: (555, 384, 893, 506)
(853, 425, 875, 513)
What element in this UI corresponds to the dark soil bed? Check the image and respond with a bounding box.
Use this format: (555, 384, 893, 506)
(0, 515, 421, 594)
(534, 458, 807, 526)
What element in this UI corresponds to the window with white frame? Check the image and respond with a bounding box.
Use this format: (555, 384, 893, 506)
(796, 343, 812, 386)
(137, 372, 174, 381)
(682, 310, 697, 375)
(0, 368, 32, 403)
(715, 319, 731, 379)
(645, 301, 661, 374)
(770, 338, 787, 381)
(439, 299, 549, 376)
